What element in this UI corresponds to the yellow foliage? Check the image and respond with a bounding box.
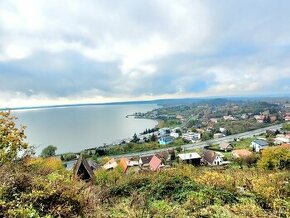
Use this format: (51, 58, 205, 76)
(229, 202, 269, 217)
(0, 111, 28, 165)
(195, 170, 235, 190)
(251, 172, 287, 201)
(100, 156, 111, 165)
(25, 157, 63, 174)
(257, 147, 290, 170)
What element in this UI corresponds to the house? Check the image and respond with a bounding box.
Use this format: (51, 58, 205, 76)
(202, 150, 223, 166)
(251, 139, 269, 152)
(159, 128, 171, 136)
(170, 132, 179, 138)
(285, 116, 290, 121)
(270, 115, 277, 122)
(241, 114, 249, 119)
(275, 134, 290, 144)
(102, 158, 118, 170)
(119, 158, 139, 173)
(73, 155, 95, 182)
(182, 131, 201, 142)
(158, 136, 174, 145)
(232, 149, 253, 159)
(219, 127, 227, 133)
(139, 155, 154, 166)
(210, 118, 218, 123)
(213, 133, 224, 139)
(254, 115, 265, 123)
(176, 115, 186, 122)
(149, 155, 163, 171)
(223, 115, 235, 121)
(192, 132, 201, 140)
(178, 152, 201, 166)
(219, 142, 232, 151)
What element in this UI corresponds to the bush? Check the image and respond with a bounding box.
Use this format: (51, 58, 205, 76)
(24, 157, 64, 175)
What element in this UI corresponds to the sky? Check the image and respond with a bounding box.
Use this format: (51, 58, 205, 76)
(1, 0, 290, 108)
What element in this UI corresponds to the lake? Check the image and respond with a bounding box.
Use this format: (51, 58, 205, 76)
(12, 104, 158, 155)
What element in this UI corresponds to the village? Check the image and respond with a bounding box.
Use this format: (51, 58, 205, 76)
(58, 99, 290, 182)
(59, 100, 290, 162)
(73, 120, 290, 182)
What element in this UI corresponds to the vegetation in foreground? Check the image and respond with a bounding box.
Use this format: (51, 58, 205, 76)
(1, 110, 290, 217)
(1, 159, 290, 217)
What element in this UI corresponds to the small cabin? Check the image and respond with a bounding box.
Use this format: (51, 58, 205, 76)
(73, 155, 95, 182)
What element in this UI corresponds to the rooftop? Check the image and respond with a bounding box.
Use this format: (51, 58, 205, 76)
(178, 152, 201, 160)
(253, 139, 268, 146)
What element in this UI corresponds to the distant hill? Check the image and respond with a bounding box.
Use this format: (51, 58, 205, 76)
(1, 95, 290, 111)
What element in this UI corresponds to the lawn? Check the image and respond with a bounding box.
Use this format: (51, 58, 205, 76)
(231, 137, 255, 150)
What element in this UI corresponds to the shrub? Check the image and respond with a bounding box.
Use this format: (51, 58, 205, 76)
(25, 157, 64, 175)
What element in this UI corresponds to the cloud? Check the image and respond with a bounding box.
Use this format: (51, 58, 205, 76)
(0, 0, 290, 107)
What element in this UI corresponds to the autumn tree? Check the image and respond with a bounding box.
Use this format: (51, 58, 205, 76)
(0, 111, 28, 165)
(257, 147, 290, 170)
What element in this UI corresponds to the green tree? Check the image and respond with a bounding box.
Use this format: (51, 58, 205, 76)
(175, 129, 182, 136)
(282, 122, 290, 131)
(131, 133, 140, 143)
(201, 132, 212, 141)
(0, 111, 28, 165)
(150, 134, 157, 142)
(41, 145, 57, 158)
(176, 146, 182, 153)
(263, 115, 271, 123)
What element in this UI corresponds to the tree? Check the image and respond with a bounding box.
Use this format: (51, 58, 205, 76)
(150, 134, 157, 142)
(41, 145, 57, 158)
(176, 146, 182, 153)
(0, 111, 28, 165)
(257, 147, 290, 170)
(263, 115, 271, 123)
(175, 129, 182, 136)
(201, 132, 212, 141)
(131, 133, 140, 143)
(282, 123, 290, 131)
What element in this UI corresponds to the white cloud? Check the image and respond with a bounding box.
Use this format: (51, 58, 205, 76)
(0, 0, 290, 107)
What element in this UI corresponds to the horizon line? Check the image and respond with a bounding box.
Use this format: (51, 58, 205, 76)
(1, 94, 290, 111)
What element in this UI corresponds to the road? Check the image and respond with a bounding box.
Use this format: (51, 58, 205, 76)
(111, 123, 283, 159)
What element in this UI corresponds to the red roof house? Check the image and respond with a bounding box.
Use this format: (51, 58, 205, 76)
(149, 155, 163, 171)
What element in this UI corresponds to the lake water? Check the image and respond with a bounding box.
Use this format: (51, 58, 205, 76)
(12, 104, 158, 155)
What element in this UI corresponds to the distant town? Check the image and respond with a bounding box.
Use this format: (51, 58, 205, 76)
(54, 98, 290, 173)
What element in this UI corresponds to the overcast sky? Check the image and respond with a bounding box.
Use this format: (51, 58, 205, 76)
(1, 0, 290, 107)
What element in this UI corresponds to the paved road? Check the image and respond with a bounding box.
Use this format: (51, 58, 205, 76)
(111, 123, 283, 159)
